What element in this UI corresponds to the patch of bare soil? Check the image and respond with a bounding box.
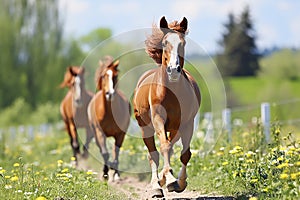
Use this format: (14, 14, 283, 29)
(77, 158, 234, 200)
(110, 174, 234, 200)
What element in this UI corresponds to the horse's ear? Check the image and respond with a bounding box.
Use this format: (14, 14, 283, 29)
(180, 17, 188, 33)
(112, 60, 119, 69)
(68, 66, 77, 76)
(160, 16, 169, 34)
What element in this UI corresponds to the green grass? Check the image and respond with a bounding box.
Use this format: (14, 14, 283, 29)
(0, 130, 126, 200)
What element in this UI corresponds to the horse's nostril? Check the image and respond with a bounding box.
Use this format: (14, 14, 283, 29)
(167, 66, 172, 73)
(105, 92, 110, 95)
(176, 66, 181, 73)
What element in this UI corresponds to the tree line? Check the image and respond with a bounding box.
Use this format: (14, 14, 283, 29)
(0, 1, 260, 110)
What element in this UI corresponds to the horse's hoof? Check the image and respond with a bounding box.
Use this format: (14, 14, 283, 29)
(150, 188, 164, 198)
(166, 181, 180, 192)
(81, 152, 89, 159)
(103, 174, 109, 181)
(175, 181, 187, 193)
(113, 173, 121, 181)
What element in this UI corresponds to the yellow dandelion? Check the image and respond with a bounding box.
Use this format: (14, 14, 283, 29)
(277, 157, 284, 161)
(5, 175, 11, 179)
(229, 149, 238, 154)
(249, 197, 258, 200)
(13, 163, 20, 167)
(250, 178, 258, 183)
(216, 152, 224, 156)
(290, 173, 297, 180)
(222, 161, 229, 166)
(70, 157, 76, 161)
(233, 171, 238, 178)
(279, 146, 286, 152)
(86, 170, 93, 175)
(36, 196, 47, 200)
(35, 172, 40, 175)
(279, 173, 289, 179)
(296, 161, 300, 166)
(10, 176, 19, 182)
(246, 151, 256, 158)
(246, 159, 255, 164)
(276, 163, 289, 169)
(44, 177, 49, 181)
(61, 168, 69, 173)
(57, 160, 63, 164)
(0, 169, 6, 174)
(262, 188, 268, 192)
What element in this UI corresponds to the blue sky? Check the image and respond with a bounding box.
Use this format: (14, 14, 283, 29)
(60, 0, 300, 53)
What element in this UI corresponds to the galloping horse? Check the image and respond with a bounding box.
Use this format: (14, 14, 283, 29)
(60, 66, 94, 163)
(88, 56, 131, 180)
(133, 17, 201, 197)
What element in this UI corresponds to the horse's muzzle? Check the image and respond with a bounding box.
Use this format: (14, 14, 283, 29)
(166, 65, 181, 82)
(105, 92, 115, 101)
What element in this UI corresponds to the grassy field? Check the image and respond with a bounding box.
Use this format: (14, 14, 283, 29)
(0, 129, 126, 200)
(1, 120, 300, 200)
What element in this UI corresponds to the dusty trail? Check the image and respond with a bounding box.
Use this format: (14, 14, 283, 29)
(77, 158, 234, 200)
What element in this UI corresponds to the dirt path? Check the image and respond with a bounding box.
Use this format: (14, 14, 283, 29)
(78, 159, 234, 200)
(109, 173, 234, 200)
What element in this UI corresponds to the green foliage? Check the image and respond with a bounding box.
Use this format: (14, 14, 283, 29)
(0, 0, 84, 109)
(0, 98, 60, 127)
(217, 6, 260, 77)
(0, 98, 31, 126)
(80, 28, 112, 51)
(259, 49, 300, 81)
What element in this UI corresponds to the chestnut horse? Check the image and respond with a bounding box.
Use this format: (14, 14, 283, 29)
(133, 17, 201, 197)
(88, 56, 131, 181)
(60, 66, 94, 163)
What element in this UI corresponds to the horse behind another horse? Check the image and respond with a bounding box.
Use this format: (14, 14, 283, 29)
(88, 56, 131, 181)
(60, 66, 94, 164)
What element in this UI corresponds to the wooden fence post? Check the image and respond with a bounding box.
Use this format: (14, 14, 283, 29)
(261, 102, 271, 143)
(222, 108, 231, 142)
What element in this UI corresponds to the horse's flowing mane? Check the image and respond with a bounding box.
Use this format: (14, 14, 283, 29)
(145, 20, 188, 65)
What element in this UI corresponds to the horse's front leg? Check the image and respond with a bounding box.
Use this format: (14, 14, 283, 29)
(152, 111, 177, 191)
(111, 132, 125, 181)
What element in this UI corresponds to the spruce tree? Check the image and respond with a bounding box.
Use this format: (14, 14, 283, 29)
(217, 6, 260, 77)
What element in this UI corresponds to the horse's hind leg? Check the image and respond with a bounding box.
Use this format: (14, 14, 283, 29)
(111, 132, 125, 181)
(94, 126, 109, 180)
(175, 122, 193, 193)
(82, 126, 94, 159)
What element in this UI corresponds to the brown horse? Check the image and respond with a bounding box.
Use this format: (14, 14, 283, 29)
(133, 17, 201, 197)
(60, 66, 94, 163)
(88, 56, 131, 181)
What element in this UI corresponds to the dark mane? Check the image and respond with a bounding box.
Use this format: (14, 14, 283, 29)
(145, 20, 188, 65)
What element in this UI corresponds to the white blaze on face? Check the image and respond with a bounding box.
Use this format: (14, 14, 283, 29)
(166, 33, 181, 69)
(74, 76, 81, 101)
(106, 69, 115, 95)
